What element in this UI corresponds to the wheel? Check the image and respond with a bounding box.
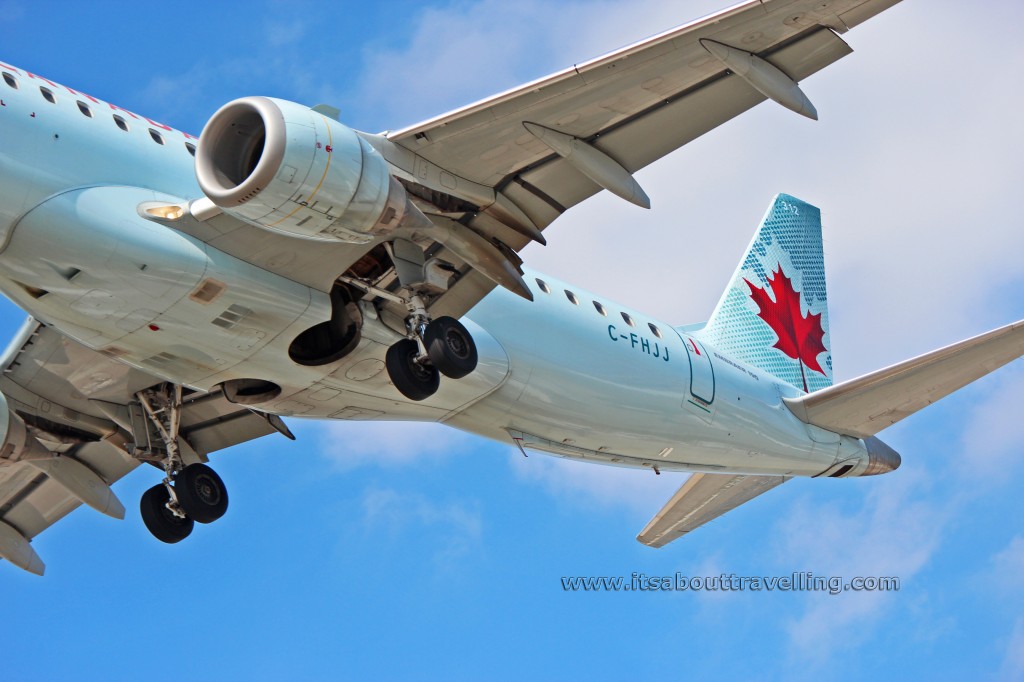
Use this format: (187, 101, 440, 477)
(386, 338, 440, 401)
(140, 484, 194, 544)
(174, 463, 229, 524)
(424, 316, 478, 379)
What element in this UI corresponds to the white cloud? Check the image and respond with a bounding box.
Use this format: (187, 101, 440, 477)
(990, 536, 1024, 592)
(361, 486, 483, 569)
(1001, 618, 1024, 681)
(317, 419, 476, 471)
(774, 467, 949, 666)
(956, 365, 1024, 479)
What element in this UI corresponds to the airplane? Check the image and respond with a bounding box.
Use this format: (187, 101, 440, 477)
(0, 0, 1019, 576)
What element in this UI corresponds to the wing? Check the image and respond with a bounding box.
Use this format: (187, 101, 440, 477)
(0, 318, 290, 575)
(638, 473, 789, 548)
(370, 0, 902, 317)
(785, 319, 1024, 438)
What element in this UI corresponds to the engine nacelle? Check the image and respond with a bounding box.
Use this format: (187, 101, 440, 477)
(195, 97, 427, 243)
(0, 391, 50, 464)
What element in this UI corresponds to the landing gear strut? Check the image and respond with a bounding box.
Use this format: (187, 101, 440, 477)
(134, 384, 229, 543)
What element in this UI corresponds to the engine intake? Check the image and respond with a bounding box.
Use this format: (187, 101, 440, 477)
(195, 97, 429, 243)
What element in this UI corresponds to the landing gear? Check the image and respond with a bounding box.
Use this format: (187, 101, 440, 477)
(425, 316, 478, 379)
(174, 463, 228, 524)
(132, 384, 230, 543)
(338, 240, 480, 401)
(386, 338, 441, 401)
(381, 298, 478, 401)
(140, 483, 194, 544)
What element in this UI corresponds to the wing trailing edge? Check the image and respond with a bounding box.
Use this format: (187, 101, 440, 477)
(784, 320, 1024, 438)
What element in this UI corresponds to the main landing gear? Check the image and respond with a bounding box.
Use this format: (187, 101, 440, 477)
(134, 385, 229, 543)
(384, 296, 478, 401)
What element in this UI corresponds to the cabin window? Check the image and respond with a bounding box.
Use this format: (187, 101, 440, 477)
(648, 323, 663, 338)
(76, 100, 92, 118)
(185, 142, 196, 157)
(565, 290, 579, 305)
(39, 86, 55, 103)
(593, 301, 607, 316)
(149, 128, 165, 145)
(535, 278, 551, 294)
(2, 72, 17, 89)
(113, 114, 129, 131)
(620, 311, 636, 327)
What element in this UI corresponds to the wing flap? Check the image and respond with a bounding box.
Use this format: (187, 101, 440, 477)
(785, 320, 1024, 438)
(638, 473, 789, 548)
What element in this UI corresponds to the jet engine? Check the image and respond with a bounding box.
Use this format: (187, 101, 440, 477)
(0, 390, 51, 464)
(195, 97, 429, 243)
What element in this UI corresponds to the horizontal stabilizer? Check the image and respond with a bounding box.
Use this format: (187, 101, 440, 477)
(637, 473, 789, 548)
(785, 320, 1024, 438)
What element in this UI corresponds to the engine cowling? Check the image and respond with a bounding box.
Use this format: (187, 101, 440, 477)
(0, 391, 50, 464)
(195, 97, 428, 243)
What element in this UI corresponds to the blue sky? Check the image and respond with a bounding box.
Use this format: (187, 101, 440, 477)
(2, 1, 1024, 680)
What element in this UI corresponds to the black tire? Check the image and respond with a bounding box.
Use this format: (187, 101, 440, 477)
(140, 484, 194, 544)
(386, 338, 440, 401)
(424, 316, 478, 379)
(174, 463, 229, 524)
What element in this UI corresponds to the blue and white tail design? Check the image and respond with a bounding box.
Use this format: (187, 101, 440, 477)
(697, 194, 832, 393)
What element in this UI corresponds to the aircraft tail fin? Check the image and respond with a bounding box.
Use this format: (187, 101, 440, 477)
(698, 194, 832, 392)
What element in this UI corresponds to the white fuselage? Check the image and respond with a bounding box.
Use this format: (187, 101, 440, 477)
(0, 63, 870, 478)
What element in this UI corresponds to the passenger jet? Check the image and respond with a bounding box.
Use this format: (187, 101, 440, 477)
(0, 0, 1018, 576)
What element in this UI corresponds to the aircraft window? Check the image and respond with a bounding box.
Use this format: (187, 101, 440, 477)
(113, 114, 129, 131)
(149, 128, 165, 145)
(535, 278, 551, 294)
(564, 290, 579, 305)
(2, 72, 17, 89)
(39, 86, 55, 104)
(620, 311, 636, 327)
(185, 142, 196, 157)
(593, 301, 607, 316)
(76, 101, 92, 118)
(648, 322, 663, 339)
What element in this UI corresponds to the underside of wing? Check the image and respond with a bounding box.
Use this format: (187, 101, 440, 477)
(0, 319, 292, 574)
(785, 320, 1024, 438)
(368, 0, 902, 318)
(638, 473, 790, 548)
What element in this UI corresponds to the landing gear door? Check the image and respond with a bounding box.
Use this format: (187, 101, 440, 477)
(682, 336, 715, 419)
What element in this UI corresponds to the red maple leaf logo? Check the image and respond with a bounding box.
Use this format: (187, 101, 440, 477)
(744, 265, 827, 392)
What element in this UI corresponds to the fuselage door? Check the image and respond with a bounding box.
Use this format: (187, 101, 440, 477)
(683, 336, 715, 405)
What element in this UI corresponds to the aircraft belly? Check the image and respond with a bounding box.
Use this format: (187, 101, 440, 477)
(453, 281, 843, 476)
